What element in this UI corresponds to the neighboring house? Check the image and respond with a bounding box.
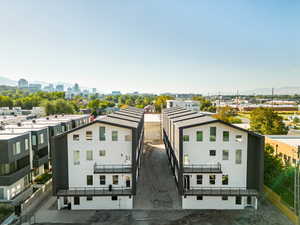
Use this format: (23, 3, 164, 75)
(144, 105, 156, 113)
(0, 133, 32, 205)
(162, 107, 264, 210)
(0, 114, 90, 207)
(166, 100, 200, 111)
(52, 107, 144, 210)
(265, 136, 300, 166)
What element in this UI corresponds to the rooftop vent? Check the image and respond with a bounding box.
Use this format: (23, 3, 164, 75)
(32, 120, 36, 123)
(46, 117, 49, 120)
(0, 126, 5, 130)
(54, 115, 58, 118)
(17, 122, 22, 127)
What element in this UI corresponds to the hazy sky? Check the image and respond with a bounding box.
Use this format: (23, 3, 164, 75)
(0, 1, 299, 94)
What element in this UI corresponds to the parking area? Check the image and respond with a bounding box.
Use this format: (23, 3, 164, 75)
(134, 144, 181, 209)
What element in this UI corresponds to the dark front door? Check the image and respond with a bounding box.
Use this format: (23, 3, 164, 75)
(184, 175, 190, 190)
(126, 177, 131, 187)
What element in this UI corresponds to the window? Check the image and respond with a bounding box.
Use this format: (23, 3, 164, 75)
(86, 131, 93, 140)
(235, 135, 242, 142)
(0, 188, 4, 200)
(73, 150, 80, 165)
(183, 154, 189, 165)
(209, 175, 216, 184)
(99, 127, 106, 141)
(32, 135, 37, 146)
(39, 133, 44, 144)
(196, 195, 203, 200)
(112, 195, 118, 201)
(183, 135, 189, 142)
(25, 139, 29, 151)
(87, 196, 93, 201)
(16, 142, 21, 154)
(86, 151, 93, 161)
(222, 175, 228, 185)
(196, 131, 203, 142)
(113, 175, 119, 185)
(12, 143, 16, 155)
(112, 131, 118, 141)
(209, 150, 216, 156)
(87, 175, 93, 185)
(223, 131, 229, 142)
(235, 149, 242, 164)
(99, 150, 106, 157)
(196, 175, 203, 185)
(235, 196, 242, 205)
(73, 134, 79, 141)
(222, 150, 229, 160)
(210, 127, 216, 142)
(74, 196, 80, 205)
(222, 196, 228, 201)
(125, 134, 132, 141)
(247, 196, 252, 205)
(63, 197, 68, 205)
(100, 175, 105, 185)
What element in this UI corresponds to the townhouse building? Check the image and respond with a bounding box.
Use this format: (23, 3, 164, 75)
(52, 107, 144, 210)
(0, 133, 31, 205)
(162, 107, 264, 209)
(0, 114, 89, 206)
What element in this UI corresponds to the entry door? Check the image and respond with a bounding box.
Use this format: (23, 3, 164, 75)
(184, 175, 190, 190)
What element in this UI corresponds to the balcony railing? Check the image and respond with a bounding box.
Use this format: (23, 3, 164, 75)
(56, 186, 132, 196)
(184, 186, 258, 196)
(183, 163, 222, 173)
(93, 164, 132, 174)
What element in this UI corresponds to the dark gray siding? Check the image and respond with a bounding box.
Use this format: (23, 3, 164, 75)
(51, 134, 69, 195)
(247, 133, 264, 193)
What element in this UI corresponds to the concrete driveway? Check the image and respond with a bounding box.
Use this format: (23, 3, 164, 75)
(134, 144, 181, 209)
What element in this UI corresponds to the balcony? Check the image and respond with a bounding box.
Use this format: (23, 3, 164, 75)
(33, 155, 49, 168)
(93, 164, 132, 174)
(56, 187, 132, 196)
(0, 165, 31, 186)
(184, 186, 258, 196)
(183, 163, 222, 173)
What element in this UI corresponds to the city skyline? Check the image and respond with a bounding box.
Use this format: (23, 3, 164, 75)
(1, 1, 300, 93)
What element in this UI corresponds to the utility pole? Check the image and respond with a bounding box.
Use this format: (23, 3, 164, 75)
(271, 88, 274, 108)
(294, 146, 300, 224)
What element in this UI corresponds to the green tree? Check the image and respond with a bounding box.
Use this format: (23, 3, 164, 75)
(192, 96, 216, 112)
(250, 107, 288, 134)
(213, 106, 238, 123)
(155, 95, 174, 112)
(0, 96, 13, 108)
(54, 99, 75, 114)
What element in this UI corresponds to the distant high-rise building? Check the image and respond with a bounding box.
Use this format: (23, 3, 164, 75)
(73, 83, 80, 93)
(18, 78, 28, 89)
(28, 83, 42, 92)
(55, 84, 64, 92)
(92, 88, 97, 93)
(43, 84, 55, 92)
(111, 91, 121, 96)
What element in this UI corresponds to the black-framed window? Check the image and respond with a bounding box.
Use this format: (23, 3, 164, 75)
(210, 127, 216, 142)
(196, 175, 203, 185)
(196, 131, 203, 142)
(209, 175, 216, 185)
(74, 196, 80, 205)
(209, 150, 216, 156)
(73, 134, 79, 141)
(222, 196, 228, 201)
(112, 195, 118, 201)
(99, 127, 106, 141)
(183, 135, 189, 142)
(222, 175, 228, 185)
(235, 196, 242, 205)
(100, 175, 105, 185)
(196, 195, 203, 200)
(87, 196, 93, 201)
(87, 175, 93, 185)
(223, 131, 229, 142)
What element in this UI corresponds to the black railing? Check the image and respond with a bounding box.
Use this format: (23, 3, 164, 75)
(57, 186, 132, 196)
(93, 164, 131, 173)
(184, 186, 258, 196)
(184, 163, 222, 173)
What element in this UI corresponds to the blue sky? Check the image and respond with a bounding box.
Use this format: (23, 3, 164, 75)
(0, 1, 299, 94)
